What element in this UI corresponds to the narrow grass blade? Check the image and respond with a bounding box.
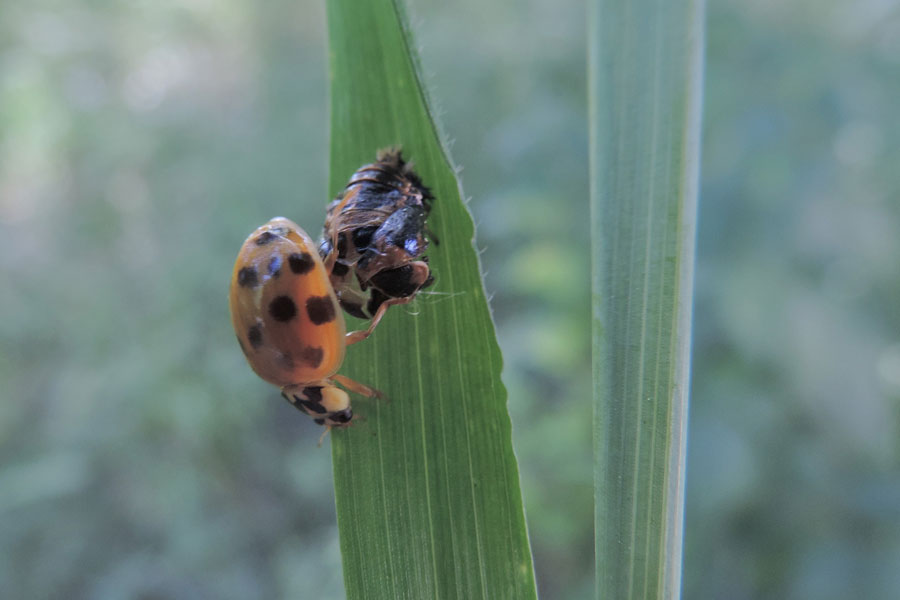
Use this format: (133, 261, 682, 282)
(589, 0, 705, 598)
(326, 0, 537, 598)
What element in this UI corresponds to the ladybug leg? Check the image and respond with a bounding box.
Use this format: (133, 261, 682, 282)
(317, 425, 332, 447)
(344, 296, 413, 346)
(331, 374, 385, 400)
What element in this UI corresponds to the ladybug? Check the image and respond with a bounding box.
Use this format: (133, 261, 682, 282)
(229, 217, 385, 436)
(319, 148, 436, 321)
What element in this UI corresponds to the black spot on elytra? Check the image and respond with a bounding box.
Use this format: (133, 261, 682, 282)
(237, 267, 259, 288)
(269, 296, 297, 322)
(314, 418, 326, 425)
(288, 252, 314, 274)
(300, 346, 324, 368)
(331, 261, 350, 277)
(255, 231, 277, 246)
(247, 323, 263, 348)
(306, 296, 336, 325)
(267, 255, 282, 278)
(280, 353, 295, 370)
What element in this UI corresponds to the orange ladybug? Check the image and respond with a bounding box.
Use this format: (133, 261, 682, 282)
(229, 217, 385, 435)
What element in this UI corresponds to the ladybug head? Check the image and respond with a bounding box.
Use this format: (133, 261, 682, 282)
(282, 384, 355, 428)
(324, 407, 354, 427)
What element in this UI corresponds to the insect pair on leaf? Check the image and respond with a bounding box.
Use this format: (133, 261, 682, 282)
(229, 150, 435, 440)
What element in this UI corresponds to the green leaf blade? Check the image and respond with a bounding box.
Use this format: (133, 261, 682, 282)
(326, 1, 536, 598)
(590, 1, 705, 598)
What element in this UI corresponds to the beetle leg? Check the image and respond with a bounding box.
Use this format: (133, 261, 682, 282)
(318, 426, 332, 447)
(344, 296, 413, 346)
(331, 374, 385, 400)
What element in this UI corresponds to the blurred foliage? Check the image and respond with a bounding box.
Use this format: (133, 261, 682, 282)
(0, 0, 898, 599)
(686, 2, 900, 598)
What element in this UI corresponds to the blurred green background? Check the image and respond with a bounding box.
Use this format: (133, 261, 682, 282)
(1, 0, 898, 598)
